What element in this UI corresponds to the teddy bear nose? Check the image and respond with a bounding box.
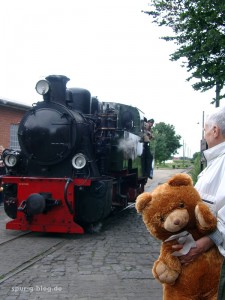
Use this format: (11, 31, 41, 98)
(174, 219, 180, 225)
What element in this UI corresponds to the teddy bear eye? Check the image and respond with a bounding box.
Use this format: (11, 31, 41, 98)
(160, 216, 165, 222)
(179, 202, 185, 208)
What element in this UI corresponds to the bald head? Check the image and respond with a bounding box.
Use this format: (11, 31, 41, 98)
(204, 106, 225, 148)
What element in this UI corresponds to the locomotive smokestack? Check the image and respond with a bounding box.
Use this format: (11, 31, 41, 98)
(45, 75, 70, 104)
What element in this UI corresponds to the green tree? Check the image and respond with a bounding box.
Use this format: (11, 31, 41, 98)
(192, 151, 200, 161)
(189, 152, 201, 184)
(143, 0, 225, 107)
(151, 122, 182, 163)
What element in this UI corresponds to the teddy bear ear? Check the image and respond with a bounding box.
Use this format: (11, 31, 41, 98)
(135, 192, 152, 213)
(167, 173, 193, 187)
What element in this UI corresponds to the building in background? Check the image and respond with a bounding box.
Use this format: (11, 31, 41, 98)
(0, 99, 30, 149)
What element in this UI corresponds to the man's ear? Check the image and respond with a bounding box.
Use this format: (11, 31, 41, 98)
(213, 125, 220, 138)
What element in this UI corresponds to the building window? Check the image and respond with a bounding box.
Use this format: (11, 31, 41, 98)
(10, 124, 20, 150)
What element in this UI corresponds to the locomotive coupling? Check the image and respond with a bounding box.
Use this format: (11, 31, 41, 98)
(18, 193, 61, 217)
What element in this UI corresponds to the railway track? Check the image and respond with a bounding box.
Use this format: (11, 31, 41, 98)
(0, 206, 76, 284)
(0, 237, 67, 284)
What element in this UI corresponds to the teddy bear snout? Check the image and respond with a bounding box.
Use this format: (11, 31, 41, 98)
(164, 209, 189, 232)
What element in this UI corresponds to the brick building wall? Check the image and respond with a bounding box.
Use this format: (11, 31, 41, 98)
(0, 100, 30, 148)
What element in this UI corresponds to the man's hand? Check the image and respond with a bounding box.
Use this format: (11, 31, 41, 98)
(172, 236, 215, 265)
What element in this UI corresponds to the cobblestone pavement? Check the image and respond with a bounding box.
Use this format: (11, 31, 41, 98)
(0, 168, 186, 300)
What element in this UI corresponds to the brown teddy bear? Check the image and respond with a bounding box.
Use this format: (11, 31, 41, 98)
(136, 173, 223, 300)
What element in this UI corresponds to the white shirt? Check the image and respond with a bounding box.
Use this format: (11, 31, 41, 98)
(195, 141, 225, 256)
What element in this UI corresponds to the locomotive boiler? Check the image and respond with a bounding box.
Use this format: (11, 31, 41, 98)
(0, 75, 147, 233)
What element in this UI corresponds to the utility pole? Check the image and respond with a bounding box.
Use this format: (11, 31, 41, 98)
(200, 111, 206, 171)
(182, 140, 185, 167)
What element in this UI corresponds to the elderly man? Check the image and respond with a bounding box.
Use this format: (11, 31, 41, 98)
(173, 106, 225, 299)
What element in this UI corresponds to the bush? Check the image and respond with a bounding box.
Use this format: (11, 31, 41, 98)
(189, 153, 201, 184)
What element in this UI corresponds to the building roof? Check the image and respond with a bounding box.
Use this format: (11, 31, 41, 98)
(0, 98, 31, 110)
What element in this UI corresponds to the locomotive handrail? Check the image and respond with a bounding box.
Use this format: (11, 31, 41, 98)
(64, 178, 74, 214)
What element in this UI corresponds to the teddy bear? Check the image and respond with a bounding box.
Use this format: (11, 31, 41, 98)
(135, 173, 223, 300)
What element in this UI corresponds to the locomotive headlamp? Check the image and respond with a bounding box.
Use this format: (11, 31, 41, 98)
(3, 150, 20, 167)
(72, 153, 87, 169)
(35, 79, 50, 95)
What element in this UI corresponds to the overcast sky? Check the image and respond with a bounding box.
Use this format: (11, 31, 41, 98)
(0, 0, 221, 156)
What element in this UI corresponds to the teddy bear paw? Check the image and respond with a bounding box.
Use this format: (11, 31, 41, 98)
(154, 261, 179, 284)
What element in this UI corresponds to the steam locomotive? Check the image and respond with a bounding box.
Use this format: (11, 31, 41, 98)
(0, 75, 148, 233)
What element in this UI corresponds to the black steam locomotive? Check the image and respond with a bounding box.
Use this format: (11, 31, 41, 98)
(1, 75, 147, 233)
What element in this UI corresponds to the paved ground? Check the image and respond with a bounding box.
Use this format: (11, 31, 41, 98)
(0, 168, 187, 300)
(145, 167, 188, 190)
